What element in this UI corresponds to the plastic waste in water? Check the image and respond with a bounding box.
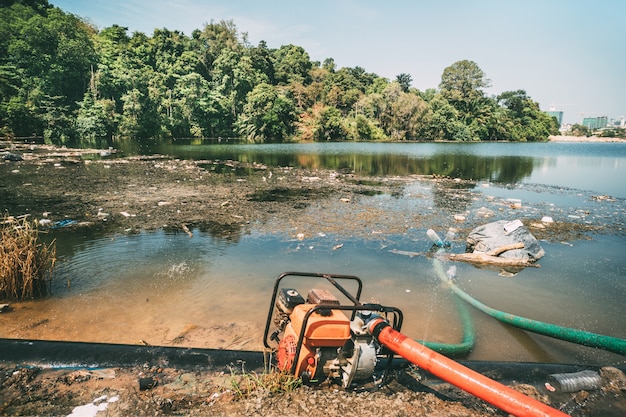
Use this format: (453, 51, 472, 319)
(444, 228, 456, 245)
(446, 266, 457, 281)
(545, 370, 602, 392)
(427, 229, 444, 247)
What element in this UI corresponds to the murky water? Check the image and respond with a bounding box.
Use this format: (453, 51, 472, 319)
(3, 142, 625, 366)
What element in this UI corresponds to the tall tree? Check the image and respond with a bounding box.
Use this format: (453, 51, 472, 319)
(395, 73, 412, 93)
(439, 60, 490, 122)
(272, 44, 312, 85)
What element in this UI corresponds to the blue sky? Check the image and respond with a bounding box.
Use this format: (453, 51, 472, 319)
(52, 0, 625, 125)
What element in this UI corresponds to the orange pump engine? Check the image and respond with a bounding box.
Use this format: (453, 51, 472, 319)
(263, 272, 402, 388)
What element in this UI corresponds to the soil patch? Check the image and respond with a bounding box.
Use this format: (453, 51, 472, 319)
(1, 364, 624, 416)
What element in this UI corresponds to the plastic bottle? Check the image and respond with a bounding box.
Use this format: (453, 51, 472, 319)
(427, 229, 444, 247)
(444, 228, 456, 246)
(545, 370, 602, 392)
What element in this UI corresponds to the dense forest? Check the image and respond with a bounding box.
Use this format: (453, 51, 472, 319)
(0, 0, 560, 145)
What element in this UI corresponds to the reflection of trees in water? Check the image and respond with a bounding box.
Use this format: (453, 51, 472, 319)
(129, 139, 538, 183)
(298, 153, 537, 184)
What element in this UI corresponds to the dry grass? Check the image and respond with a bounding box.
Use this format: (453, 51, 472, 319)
(230, 370, 303, 399)
(229, 359, 302, 399)
(0, 214, 56, 300)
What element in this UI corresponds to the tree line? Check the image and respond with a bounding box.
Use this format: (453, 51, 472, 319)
(0, 0, 560, 145)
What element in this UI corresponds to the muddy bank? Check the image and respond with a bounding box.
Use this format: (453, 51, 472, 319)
(2, 362, 625, 416)
(1, 141, 405, 239)
(0, 363, 512, 416)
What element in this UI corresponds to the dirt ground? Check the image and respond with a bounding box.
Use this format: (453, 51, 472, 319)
(1, 140, 625, 416)
(1, 362, 625, 417)
(1, 361, 625, 416)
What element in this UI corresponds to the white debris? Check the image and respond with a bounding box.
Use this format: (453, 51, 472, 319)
(67, 395, 118, 417)
(475, 207, 495, 218)
(507, 198, 522, 209)
(503, 219, 524, 234)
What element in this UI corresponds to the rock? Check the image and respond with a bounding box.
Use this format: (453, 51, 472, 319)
(139, 376, 157, 390)
(2, 153, 23, 161)
(600, 367, 626, 393)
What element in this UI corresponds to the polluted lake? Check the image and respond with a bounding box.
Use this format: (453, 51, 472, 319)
(1, 140, 625, 416)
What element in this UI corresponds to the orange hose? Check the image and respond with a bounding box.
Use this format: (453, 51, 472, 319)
(368, 318, 569, 417)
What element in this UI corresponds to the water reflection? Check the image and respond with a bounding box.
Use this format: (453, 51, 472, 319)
(109, 139, 625, 197)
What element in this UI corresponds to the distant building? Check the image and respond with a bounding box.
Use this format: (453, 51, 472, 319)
(582, 116, 608, 130)
(546, 110, 564, 125)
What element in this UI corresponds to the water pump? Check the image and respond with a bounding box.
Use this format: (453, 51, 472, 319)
(263, 272, 569, 417)
(263, 272, 402, 388)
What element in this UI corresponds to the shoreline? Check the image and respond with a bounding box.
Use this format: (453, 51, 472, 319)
(549, 134, 626, 143)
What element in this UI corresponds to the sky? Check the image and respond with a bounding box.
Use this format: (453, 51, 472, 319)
(52, 0, 625, 125)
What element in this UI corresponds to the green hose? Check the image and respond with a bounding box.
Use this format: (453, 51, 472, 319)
(417, 293, 475, 358)
(433, 258, 626, 356)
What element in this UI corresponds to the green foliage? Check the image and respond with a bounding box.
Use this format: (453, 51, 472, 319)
(395, 73, 412, 93)
(272, 44, 312, 85)
(599, 128, 625, 138)
(76, 90, 115, 141)
(313, 105, 347, 141)
(496, 90, 559, 141)
(569, 123, 591, 137)
(236, 83, 296, 142)
(347, 114, 385, 140)
(439, 60, 490, 122)
(1, 1, 95, 140)
(0, 3, 558, 144)
(426, 94, 461, 140)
